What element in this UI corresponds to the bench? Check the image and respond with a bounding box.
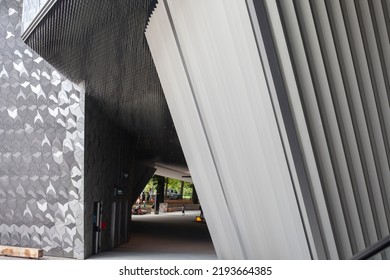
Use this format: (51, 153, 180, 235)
(0, 245, 43, 259)
(167, 203, 200, 211)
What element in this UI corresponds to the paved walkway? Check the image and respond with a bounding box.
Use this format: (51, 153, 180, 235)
(0, 211, 216, 260)
(89, 210, 217, 260)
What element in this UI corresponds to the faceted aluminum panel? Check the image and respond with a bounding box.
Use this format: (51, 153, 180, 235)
(0, 0, 84, 259)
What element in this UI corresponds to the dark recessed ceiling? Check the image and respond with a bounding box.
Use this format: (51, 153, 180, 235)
(24, 0, 186, 167)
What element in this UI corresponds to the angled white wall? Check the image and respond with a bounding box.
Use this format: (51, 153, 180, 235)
(263, 0, 390, 259)
(146, 0, 312, 259)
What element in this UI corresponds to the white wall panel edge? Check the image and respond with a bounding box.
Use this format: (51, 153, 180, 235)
(277, 0, 353, 259)
(245, 0, 318, 260)
(145, 1, 245, 259)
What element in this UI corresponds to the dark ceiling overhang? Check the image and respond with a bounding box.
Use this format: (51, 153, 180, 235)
(23, 0, 187, 169)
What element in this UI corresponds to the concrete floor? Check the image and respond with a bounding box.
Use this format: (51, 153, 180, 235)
(88, 210, 217, 260)
(0, 211, 216, 260)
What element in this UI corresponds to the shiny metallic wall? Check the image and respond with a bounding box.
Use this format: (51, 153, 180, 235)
(0, 0, 84, 258)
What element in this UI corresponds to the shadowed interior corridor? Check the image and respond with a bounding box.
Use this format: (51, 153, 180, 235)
(89, 211, 217, 260)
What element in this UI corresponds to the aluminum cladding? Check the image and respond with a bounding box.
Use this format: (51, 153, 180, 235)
(0, 0, 85, 259)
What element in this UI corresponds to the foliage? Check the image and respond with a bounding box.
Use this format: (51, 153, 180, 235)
(143, 176, 193, 198)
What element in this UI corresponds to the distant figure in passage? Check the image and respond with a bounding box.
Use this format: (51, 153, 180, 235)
(181, 204, 185, 216)
(146, 192, 150, 202)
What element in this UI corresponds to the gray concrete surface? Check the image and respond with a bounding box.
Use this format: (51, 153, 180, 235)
(88, 210, 217, 260)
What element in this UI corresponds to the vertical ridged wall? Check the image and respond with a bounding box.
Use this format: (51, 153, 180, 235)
(262, 0, 390, 259)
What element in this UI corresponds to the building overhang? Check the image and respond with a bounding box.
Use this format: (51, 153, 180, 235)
(22, 0, 187, 170)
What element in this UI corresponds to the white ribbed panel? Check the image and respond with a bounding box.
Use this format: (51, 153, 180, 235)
(275, 0, 354, 258)
(246, 0, 320, 259)
(262, 0, 339, 260)
(313, 0, 378, 250)
(146, 0, 311, 259)
(145, 1, 244, 259)
(262, 0, 390, 259)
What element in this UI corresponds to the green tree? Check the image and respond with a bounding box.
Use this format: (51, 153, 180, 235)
(143, 176, 193, 199)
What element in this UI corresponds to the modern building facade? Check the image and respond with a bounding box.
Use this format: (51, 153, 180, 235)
(0, 0, 389, 260)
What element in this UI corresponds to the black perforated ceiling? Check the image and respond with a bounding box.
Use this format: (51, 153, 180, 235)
(25, 0, 186, 166)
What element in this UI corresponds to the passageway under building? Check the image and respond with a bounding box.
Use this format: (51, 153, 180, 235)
(89, 210, 217, 260)
(10, 0, 390, 260)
